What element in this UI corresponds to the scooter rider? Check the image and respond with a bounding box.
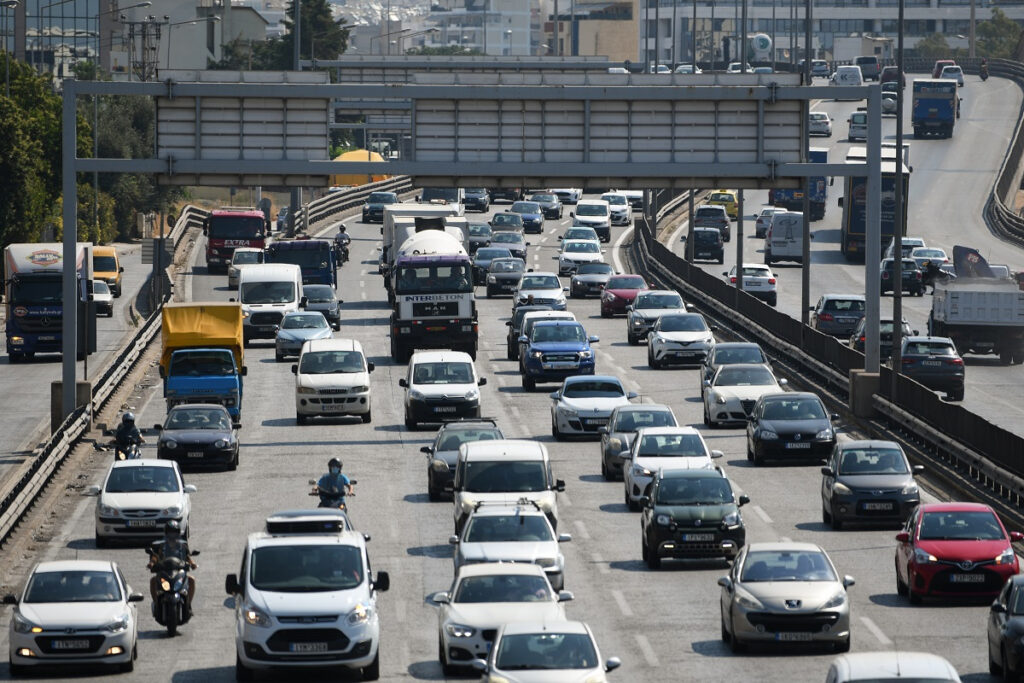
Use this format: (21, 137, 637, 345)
(148, 521, 197, 615)
(334, 225, 351, 262)
(315, 457, 353, 507)
(981, 58, 989, 80)
(114, 412, 145, 459)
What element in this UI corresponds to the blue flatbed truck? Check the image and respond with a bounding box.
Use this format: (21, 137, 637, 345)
(912, 79, 959, 139)
(768, 147, 828, 221)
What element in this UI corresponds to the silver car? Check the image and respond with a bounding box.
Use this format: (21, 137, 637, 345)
(274, 311, 332, 361)
(626, 290, 688, 345)
(598, 403, 678, 480)
(719, 542, 854, 653)
(302, 284, 341, 330)
(569, 262, 614, 298)
(809, 294, 866, 337)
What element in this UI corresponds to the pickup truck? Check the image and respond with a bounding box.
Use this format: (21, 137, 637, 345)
(519, 320, 598, 391)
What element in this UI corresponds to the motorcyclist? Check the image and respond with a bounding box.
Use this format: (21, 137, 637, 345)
(334, 226, 351, 263)
(981, 58, 989, 80)
(114, 412, 145, 459)
(921, 260, 946, 294)
(147, 521, 197, 615)
(315, 457, 353, 507)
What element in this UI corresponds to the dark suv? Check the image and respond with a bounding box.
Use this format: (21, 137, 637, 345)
(489, 187, 524, 203)
(464, 188, 490, 213)
(849, 317, 916, 360)
(854, 55, 881, 81)
(691, 227, 724, 263)
(897, 335, 965, 401)
(881, 258, 924, 296)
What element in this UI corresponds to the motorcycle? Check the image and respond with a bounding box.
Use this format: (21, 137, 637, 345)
(981, 65, 989, 81)
(146, 547, 199, 636)
(334, 234, 351, 265)
(308, 478, 357, 511)
(113, 438, 142, 461)
(922, 260, 957, 293)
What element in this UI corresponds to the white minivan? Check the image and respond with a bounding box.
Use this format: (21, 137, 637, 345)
(847, 110, 868, 142)
(830, 65, 864, 100)
(764, 211, 805, 265)
(236, 263, 304, 343)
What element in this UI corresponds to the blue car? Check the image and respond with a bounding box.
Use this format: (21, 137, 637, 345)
(519, 320, 599, 391)
(509, 201, 545, 234)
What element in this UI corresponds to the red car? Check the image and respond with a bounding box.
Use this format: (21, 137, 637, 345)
(895, 502, 1022, 604)
(600, 274, 648, 317)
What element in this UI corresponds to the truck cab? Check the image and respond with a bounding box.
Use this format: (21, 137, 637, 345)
(266, 239, 337, 288)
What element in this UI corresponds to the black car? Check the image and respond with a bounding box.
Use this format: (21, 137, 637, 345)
(849, 317, 917, 359)
(881, 258, 925, 296)
(569, 262, 615, 298)
(467, 223, 492, 254)
(155, 404, 239, 471)
(464, 188, 490, 213)
(691, 227, 725, 264)
(640, 468, 749, 568)
(420, 419, 504, 501)
(472, 247, 512, 285)
(898, 335, 965, 401)
(489, 231, 528, 261)
(361, 191, 399, 223)
(745, 392, 838, 466)
(988, 574, 1024, 680)
(485, 257, 526, 297)
(598, 404, 677, 480)
(505, 304, 556, 360)
(700, 342, 771, 397)
(529, 192, 563, 219)
(820, 440, 922, 529)
(489, 187, 523, 203)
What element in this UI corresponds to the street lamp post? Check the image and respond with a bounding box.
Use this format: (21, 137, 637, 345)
(165, 15, 219, 72)
(2, 0, 18, 99)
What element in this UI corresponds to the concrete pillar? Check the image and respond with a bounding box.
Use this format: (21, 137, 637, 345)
(51, 381, 92, 434)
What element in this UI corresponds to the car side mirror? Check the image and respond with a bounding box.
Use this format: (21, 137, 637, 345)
(605, 657, 622, 673)
(82, 484, 101, 496)
(432, 591, 450, 604)
(627, 391, 638, 400)
(895, 531, 910, 543)
(478, 377, 487, 386)
(778, 378, 788, 386)
(638, 495, 650, 507)
(399, 378, 408, 388)
(470, 659, 489, 673)
(518, 335, 529, 344)
(127, 592, 145, 603)
(820, 466, 834, 477)
(291, 364, 297, 374)
(558, 533, 572, 543)
(912, 329, 920, 336)
(738, 495, 750, 506)
(830, 413, 839, 421)
(299, 296, 308, 309)
(569, 212, 575, 217)
(549, 391, 559, 400)
(588, 335, 600, 343)
(374, 571, 390, 592)
(626, 305, 633, 311)
(558, 590, 574, 602)
(1012, 531, 1024, 542)
(367, 362, 375, 372)
(717, 576, 732, 590)
(842, 575, 856, 589)
(702, 379, 711, 387)
(555, 479, 566, 492)
(225, 574, 240, 595)
(2, 594, 16, 605)
(710, 450, 724, 459)
(449, 534, 460, 545)
(993, 601, 1008, 613)
(184, 484, 198, 494)
(420, 446, 433, 454)
(598, 426, 608, 434)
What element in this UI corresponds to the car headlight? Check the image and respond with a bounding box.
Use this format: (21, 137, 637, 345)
(656, 514, 672, 526)
(99, 504, 121, 517)
(632, 317, 644, 327)
(409, 389, 425, 400)
(445, 623, 476, 638)
(815, 428, 834, 440)
(714, 395, 727, 405)
(530, 350, 544, 359)
(559, 407, 579, 418)
(297, 387, 317, 395)
(352, 385, 370, 393)
(536, 558, 557, 568)
(160, 506, 182, 517)
(162, 440, 178, 450)
(734, 588, 764, 610)
(103, 614, 131, 633)
(913, 547, 938, 565)
(631, 464, 652, 477)
(464, 389, 479, 400)
(901, 483, 919, 496)
(758, 430, 779, 440)
(722, 511, 741, 527)
(12, 612, 41, 634)
(487, 275, 496, 283)
(832, 482, 852, 495)
(244, 604, 271, 627)
(822, 591, 847, 609)
(215, 439, 230, 449)
(578, 350, 593, 359)
(347, 603, 374, 626)
(996, 548, 1017, 565)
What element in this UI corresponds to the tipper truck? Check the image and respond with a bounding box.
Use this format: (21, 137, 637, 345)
(929, 278, 1024, 365)
(160, 302, 247, 423)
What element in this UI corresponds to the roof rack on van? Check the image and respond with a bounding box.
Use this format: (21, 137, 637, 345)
(218, 206, 259, 212)
(264, 509, 355, 536)
(472, 498, 543, 513)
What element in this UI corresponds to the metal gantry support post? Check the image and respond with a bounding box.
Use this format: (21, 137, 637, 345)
(800, 0, 813, 326)
(61, 79, 79, 419)
(736, 189, 745, 307)
(864, 85, 883, 373)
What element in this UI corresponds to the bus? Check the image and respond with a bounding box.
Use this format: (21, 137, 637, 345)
(203, 207, 269, 273)
(839, 146, 911, 261)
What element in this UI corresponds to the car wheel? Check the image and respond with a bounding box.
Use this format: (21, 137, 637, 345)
(908, 575, 923, 605)
(990, 645, 1003, 676)
(767, 294, 777, 307)
(522, 375, 535, 392)
(275, 353, 285, 362)
(645, 538, 661, 569)
(648, 349, 660, 369)
(552, 420, 563, 441)
(361, 409, 372, 424)
(601, 308, 611, 318)
(1006, 649, 1019, 683)
(95, 534, 109, 549)
(822, 504, 832, 525)
(720, 610, 731, 644)
(439, 638, 457, 676)
(296, 414, 308, 426)
(752, 448, 765, 467)
(236, 654, 255, 682)
(361, 649, 380, 681)
(601, 457, 612, 481)
(507, 342, 516, 361)
(895, 560, 908, 597)
(831, 513, 843, 531)
(228, 449, 239, 471)
(834, 635, 851, 653)
(627, 334, 638, 346)
(729, 625, 746, 653)
(404, 413, 417, 430)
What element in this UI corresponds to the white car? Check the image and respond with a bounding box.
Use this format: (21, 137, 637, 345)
(557, 239, 605, 275)
(600, 193, 632, 226)
(808, 111, 833, 137)
(549, 188, 582, 204)
(401, 350, 485, 429)
(909, 246, 950, 270)
(647, 312, 716, 368)
(293, 338, 374, 425)
(550, 375, 637, 440)
(727, 62, 752, 73)
(674, 64, 702, 74)
(702, 362, 787, 427)
(227, 247, 264, 288)
(471, 620, 620, 683)
(622, 426, 722, 510)
(626, 289, 688, 345)
(5, 560, 143, 675)
(650, 63, 671, 74)
(827, 652, 961, 683)
(515, 272, 568, 310)
(571, 199, 612, 241)
(92, 279, 114, 317)
(754, 206, 784, 238)
(939, 64, 965, 87)
(434, 563, 572, 675)
(723, 263, 778, 306)
(885, 235, 927, 259)
(450, 502, 572, 590)
(84, 459, 196, 547)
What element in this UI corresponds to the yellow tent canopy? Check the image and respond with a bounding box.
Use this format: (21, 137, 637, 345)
(329, 149, 391, 188)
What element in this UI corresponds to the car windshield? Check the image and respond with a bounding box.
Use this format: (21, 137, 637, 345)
(521, 275, 560, 289)
(919, 511, 1006, 541)
(492, 233, 524, 245)
(299, 350, 365, 374)
(575, 204, 608, 216)
(695, 231, 720, 244)
(367, 192, 397, 204)
(495, 633, 599, 671)
(477, 248, 512, 260)
(165, 408, 231, 430)
(875, 320, 911, 335)
(469, 224, 492, 236)
(462, 461, 547, 493)
(94, 281, 110, 294)
(905, 341, 957, 356)
(658, 476, 732, 505)
(531, 194, 557, 203)
(233, 251, 263, 265)
(711, 193, 734, 203)
(565, 229, 598, 241)
(611, 409, 676, 431)
(511, 202, 540, 214)
(531, 324, 586, 343)
(466, 188, 487, 194)
(490, 259, 525, 274)
(395, 263, 473, 294)
(453, 574, 553, 603)
(636, 433, 706, 458)
(93, 255, 118, 272)
(761, 398, 826, 420)
(809, 112, 827, 121)
(741, 550, 837, 582)
(912, 249, 945, 259)
(636, 294, 683, 309)
(492, 214, 522, 226)
(565, 242, 599, 254)
(250, 545, 364, 592)
(837, 448, 908, 475)
(240, 281, 296, 304)
(716, 367, 775, 386)
(659, 315, 707, 332)
(435, 428, 502, 452)
(302, 285, 335, 303)
(464, 514, 554, 542)
(1012, 588, 1024, 615)
(695, 208, 724, 218)
(576, 263, 612, 275)
(712, 346, 765, 365)
(169, 351, 235, 377)
(412, 361, 475, 385)
(738, 267, 770, 277)
(105, 466, 179, 493)
(606, 276, 645, 289)
(24, 570, 122, 603)
(823, 299, 865, 312)
(282, 314, 327, 330)
(603, 195, 628, 205)
(562, 380, 624, 399)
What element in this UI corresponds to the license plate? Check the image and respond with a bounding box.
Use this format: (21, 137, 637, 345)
(922, 360, 942, 366)
(837, 318, 855, 324)
(950, 573, 985, 583)
(434, 406, 457, 413)
(683, 533, 715, 541)
(544, 362, 577, 370)
(776, 632, 813, 641)
(39, 335, 56, 341)
(52, 639, 90, 649)
(289, 642, 328, 653)
(863, 502, 893, 511)
(785, 442, 811, 449)
(584, 418, 607, 426)
(126, 519, 157, 527)
(697, 251, 712, 257)
(187, 451, 205, 458)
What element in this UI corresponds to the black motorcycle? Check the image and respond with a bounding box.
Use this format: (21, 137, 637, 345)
(308, 478, 357, 511)
(981, 65, 989, 81)
(922, 260, 956, 293)
(113, 438, 142, 461)
(334, 234, 351, 265)
(146, 547, 198, 636)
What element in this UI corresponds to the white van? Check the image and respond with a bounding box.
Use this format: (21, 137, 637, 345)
(764, 210, 805, 264)
(830, 65, 864, 100)
(236, 263, 304, 343)
(847, 110, 867, 142)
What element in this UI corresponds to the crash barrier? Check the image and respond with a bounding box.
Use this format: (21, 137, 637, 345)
(983, 59, 1024, 249)
(295, 176, 415, 230)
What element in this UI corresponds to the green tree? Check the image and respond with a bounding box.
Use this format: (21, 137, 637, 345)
(912, 33, 952, 61)
(977, 8, 1022, 60)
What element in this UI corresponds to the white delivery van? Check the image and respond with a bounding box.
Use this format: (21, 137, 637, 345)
(236, 263, 304, 343)
(764, 211, 805, 265)
(848, 110, 868, 142)
(831, 65, 864, 100)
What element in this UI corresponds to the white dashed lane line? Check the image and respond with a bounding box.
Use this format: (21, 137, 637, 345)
(572, 520, 591, 540)
(611, 589, 634, 617)
(751, 505, 773, 524)
(635, 634, 660, 667)
(860, 616, 893, 646)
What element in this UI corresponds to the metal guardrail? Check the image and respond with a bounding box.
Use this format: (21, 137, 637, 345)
(295, 176, 415, 230)
(983, 59, 1024, 249)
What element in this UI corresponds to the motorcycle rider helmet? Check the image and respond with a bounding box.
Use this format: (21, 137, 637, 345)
(122, 412, 135, 424)
(164, 520, 182, 537)
(328, 457, 343, 471)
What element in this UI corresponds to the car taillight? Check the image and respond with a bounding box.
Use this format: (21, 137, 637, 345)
(915, 272, 922, 279)
(818, 313, 834, 322)
(859, 336, 866, 342)
(946, 358, 964, 366)
(729, 277, 737, 283)
(902, 358, 915, 365)
(881, 272, 890, 279)
(768, 278, 776, 284)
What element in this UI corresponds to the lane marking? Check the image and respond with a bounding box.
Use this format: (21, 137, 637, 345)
(573, 520, 591, 540)
(361, 291, 367, 300)
(860, 616, 893, 646)
(591, 552, 610, 575)
(635, 634, 660, 667)
(610, 589, 634, 617)
(779, 536, 792, 543)
(360, 280, 366, 288)
(751, 505, 773, 524)
(612, 224, 634, 274)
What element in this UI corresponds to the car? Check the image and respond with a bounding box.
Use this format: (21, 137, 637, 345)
(5, 560, 143, 675)
(600, 274, 648, 317)
(854, 55, 881, 81)
(674, 64, 702, 74)
(92, 279, 114, 317)
(433, 563, 572, 675)
(647, 312, 716, 369)
(560, 226, 601, 244)
(881, 81, 899, 115)
(467, 222, 493, 254)
(489, 187, 524, 203)
(274, 310, 332, 361)
(550, 187, 583, 204)
(830, 65, 864, 95)
(707, 190, 739, 220)
(516, 311, 577, 364)
(401, 350, 486, 429)
(754, 206, 784, 238)
(885, 236, 927, 259)
(898, 335, 965, 401)
(820, 440, 923, 530)
(228, 247, 265, 288)
(276, 206, 289, 231)
(932, 59, 957, 78)
(489, 232, 528, 261)
(909, 246, 950, 270)
(650, 63, 671, 74)
(515, 271, 568, 311)
(550, 374, 636, 440)
(293, 337, 374, 424)
(464, 187, 491, 212)
(154, 403, 239, 470)
(302, 284, 342, 330)
(752, 66, 774, 74)
(691, 226, 725, 263)
(361, 191, 399, 222)
(940, 64, 965, 87)
(622, 426, 721, 510)
(504, 306, 568, 360)
(849, 317, 916, 359)
(881, 257, 925, 296)
(529, 192, 563, 219)
(485, 257, 526, 297)
(569, 262, 615, 298)
(829, 652, 960, 683)
(848, 110, 867, 141)
(723, 263, 778, 306)
(809, 294, 867, 337)
(600, 192, 632, 225)
(640, 468, 749, 566)
(988, 575, 1024, 681)
(626, 289, 688, 345)
(880, 65, 906, 88)
(745, 392, 838, 466)
(508, 201, 545, 233)
(520, 321, 598, 391)
(421, 418, 504, 501)
(489, 212, 524, 231)
(895, 502, 1022, 604)
(726, 62, 751, 73)
(470, 620, 619, 683)
(799, 58, 830, 78)
(700, 342, 772, 397)
(571, 199, 612, 241)
(598, 404, 678, 480)
(557, 239, 605, 276)
(473, 247, 514, 284)
(702, 363, 786, 427)
(84, 459, 197, 547)
(719, 542, 854, 653)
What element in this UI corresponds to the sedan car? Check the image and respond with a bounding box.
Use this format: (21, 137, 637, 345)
(5, 560, 143, 675)
(703, 363, 786, 427)
(274, 311, 332, 361)
(820, 440, 923, 529)
(489, 212, 524, 231)
(471, 621, 619, 683)
(599, 404, 678, 480)
(490, 231, 528, 261)
(674, 64, 702, 74)
(754, 207, 783, 238)
(988, 575, 1024, 681)
(473, 247, 513, 284)
(293, 337, 374, 424)
(881, 258, 925, 296)
(700, 342, 772, 397)
(808, 111, 833, 137)
(829, 652, 960, 683)
(600, 274, 648, 317)
(529, 192, 563, 219)
(361, 191, 399, 223)
(92, 280, 114, 317)
(302, 284, 342, 330)
(647, 312, 716, 368)
(745, 392, 837, 466)
(485, 257, 525, 297)
(467, 222, 493, 254)
(569, 262, 615, 298)
(809, 294, 866, 337)
(550, 375, 636, 440)
(550, 187, 583, 204)
(895, 502, 1022, 604)
(84, 459, 197, 546)
(434, 563, 572, 675)
(557, 239, 605, 275)
(421, 419, 504, 501)
(515, 272, 568, 310)
(724, 264, 778, 306)
(719, 542, 854, 653)
(898, 335, 965, 401)
(560, 226, 601, 244)
(940, 64, 965, 87)
(849, 317, 917, 359)
(464, 187, 490, 212)
(622, 426, 721, 510)
(626, 289, 687, 344)
(910, 246, 950, 270)
(154, 403, 239, 470)
(508, 201, 544, 233)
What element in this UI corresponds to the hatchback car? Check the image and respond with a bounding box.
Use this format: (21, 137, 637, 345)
(724, 264, 778, 306)
(849, 317, 917, 359)
(464, 187, 490, 212)
(473, 247, 514, 284)
(485, 257, 525, 297)
(828, 652, 960, 683)
(598, 404, 678, 480)
(880, 65, 906, 88)
(560, 226, 601, 244)
(529, 192, 563, 219)
(809, 294, 867, 337)
(489, 212, 524, 231)
(293, 337, 374, 424)
(940, 64, 965, 87)
(674, 64, 702, 74)
(691, 227, 725, 263)
(550, 375, 636, 439)
(703, 363, 786, 427)
(515, 272, 568, 310)
(622, 426, 721, 510)
(754, 206, 784, 238)
(895, 502, 1022, 604)
(274, 310, 332, 361)
(600, 274, 648, 317)
(988, 575, 1024, 681)
(154, 403, 239, 470)
(490, 231, 528, 261)
(700, 342, 772, 397)
(302, 283, 342, 330)
(820, 440, 922, 529)
(600, 192, 632, 225)
(467, 222, 493, 254)
(568, 262, 615, 298)
(400, 350, 486, 429)
(550, 187, 583, 204)
(808, 111, 833, 137)
(571, 199, 612, 242)
(508, 201, 545, 233)
(361, 191, 399, 223)
(626, 289, 688, 344)
(881, 258, 925, 296)
(471, 621, 619, 683)
(707, 190, 739, 219)
(228, 247, 265, 288)
(558, 239, 605, 275)
(898, 335, 965, 401)
(421, 419, 504, 501)
(693, 204, 731, 241)
(93, 280, 114, 317)
(648, 312, 716, 368)
(745, 392, 838, 466)
(885, 236, 927, 259)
